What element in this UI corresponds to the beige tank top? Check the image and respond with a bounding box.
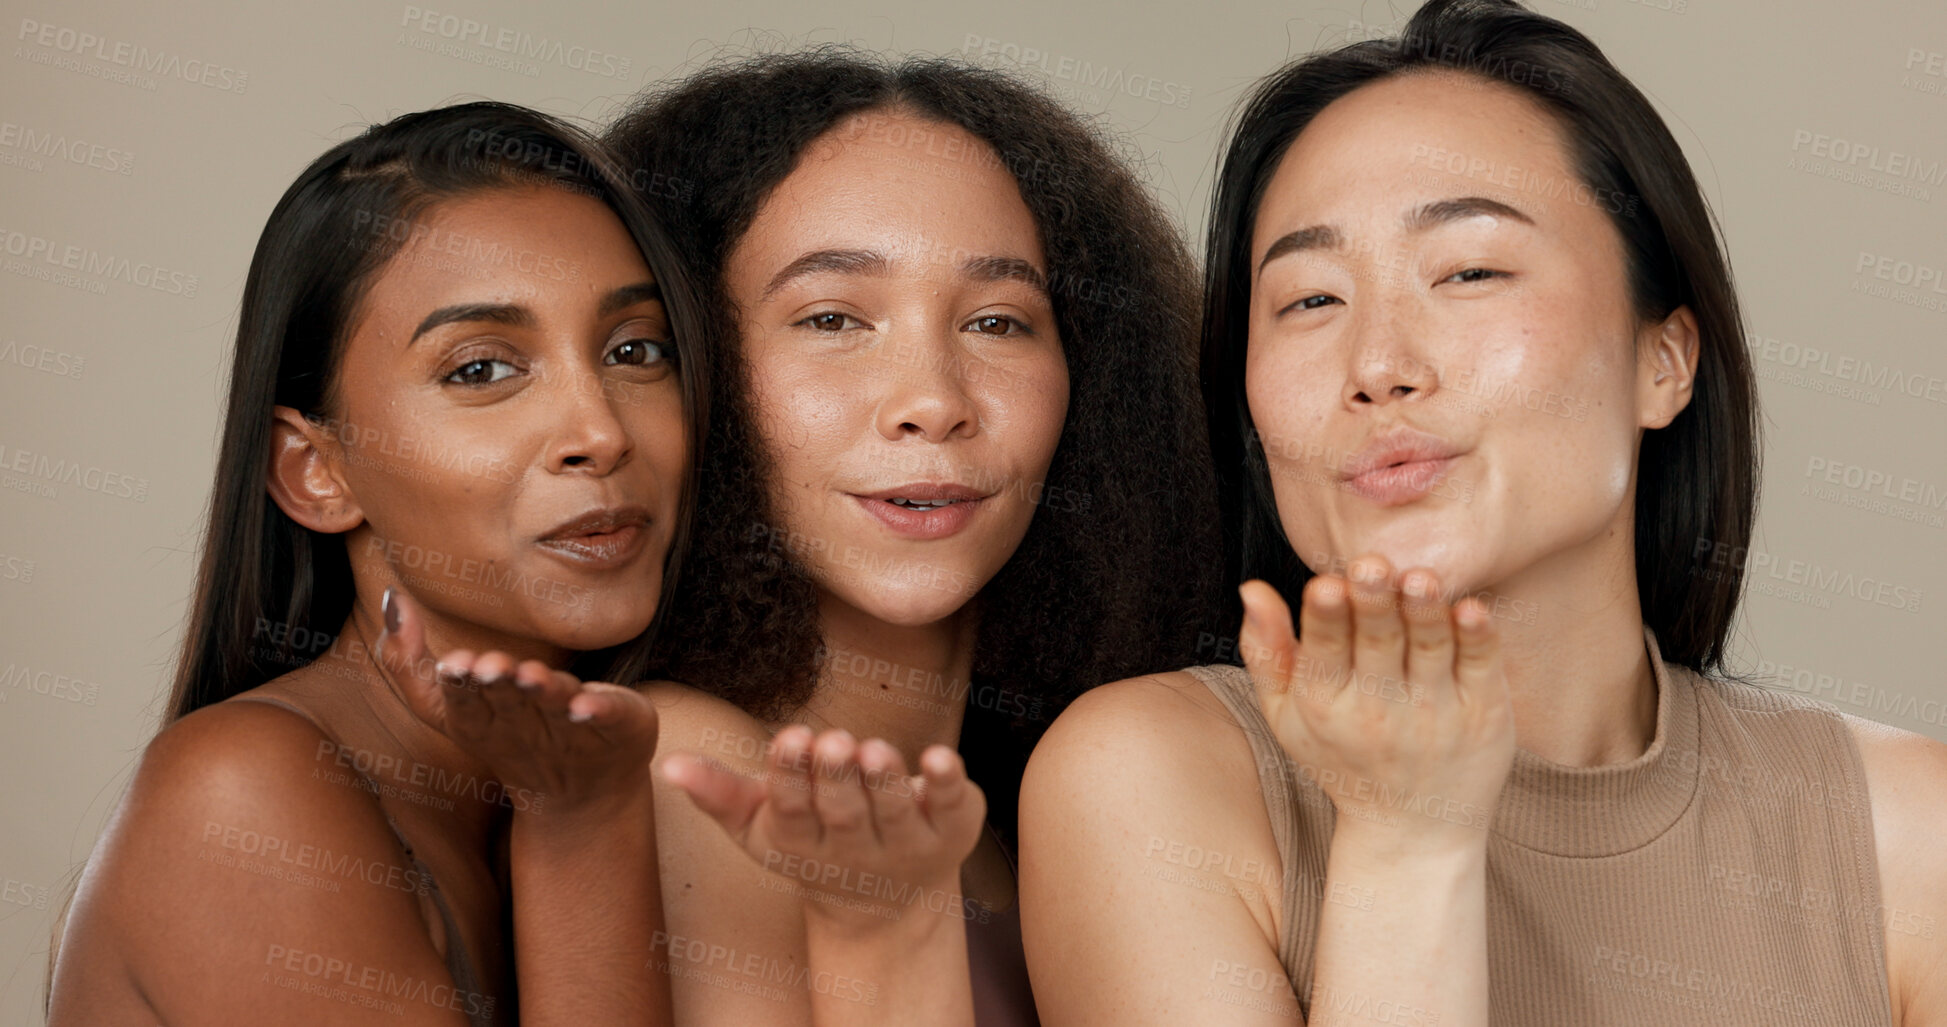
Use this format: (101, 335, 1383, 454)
(1181, 625, 1893, 1025)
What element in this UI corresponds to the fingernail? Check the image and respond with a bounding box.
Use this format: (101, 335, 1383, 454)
(382, 588, 400, 634)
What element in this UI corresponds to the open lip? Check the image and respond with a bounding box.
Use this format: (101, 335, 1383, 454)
(851, 482, 993, 505)
(537, 504, 652, 541)
(1339, 426, 1466, 481)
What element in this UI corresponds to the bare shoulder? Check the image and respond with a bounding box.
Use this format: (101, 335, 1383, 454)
(1019, 670, 1298, 1025)
(1027, 668, 1268, 808)
(1842, 711, 1947, 854)
(1034, 668, 1253, 767)
(52, 700, 465, 1024)
(640, 678, 773, 774)
(1840, 713, 1947, 1025)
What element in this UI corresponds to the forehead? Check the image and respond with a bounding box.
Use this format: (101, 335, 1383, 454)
(1254, 71, 1578, 246)
(737, 109, 1043, 269)
(349, 186, 650, 336)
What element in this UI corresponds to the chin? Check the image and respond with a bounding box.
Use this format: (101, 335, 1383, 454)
(840, 578, 982, 629)
(530, 603, 657, 652)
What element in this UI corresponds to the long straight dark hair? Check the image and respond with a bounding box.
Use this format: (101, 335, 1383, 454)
(1202, 0, 1759, 673)
(168, 101, 712, 721)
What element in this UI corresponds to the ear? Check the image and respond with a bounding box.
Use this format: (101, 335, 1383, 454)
(1636, 305, 1700, 431)
(267, 406, 364, 533)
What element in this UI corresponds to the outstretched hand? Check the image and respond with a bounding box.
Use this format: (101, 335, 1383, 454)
(662, 726, 987, 927)
(1237, 554, 1516, 853)
(375, 586, 660, 814)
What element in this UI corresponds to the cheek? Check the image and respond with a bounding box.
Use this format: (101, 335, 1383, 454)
(341, 415, 521, 558)
(983, 352, 1068, 474)
(623, 387, 691, 480)
(1243, 341, 1330, 463)
(746, 353, 856, 485)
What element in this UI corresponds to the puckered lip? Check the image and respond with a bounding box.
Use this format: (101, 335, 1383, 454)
(537, 504, 652, 541)
(1339, 425, 1466, 481)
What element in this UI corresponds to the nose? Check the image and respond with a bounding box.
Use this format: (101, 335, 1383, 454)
(1342, 287, 1440, 407)
(546, 367, 634, 475)
(874, 332, 979, 442)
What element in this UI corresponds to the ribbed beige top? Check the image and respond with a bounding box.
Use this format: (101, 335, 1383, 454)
(1182, 625, 1893, 1026)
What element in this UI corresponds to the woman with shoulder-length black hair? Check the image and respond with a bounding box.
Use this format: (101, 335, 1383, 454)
(596, 48, 1224, 1026)
(49, 101, 712, 1026)
(1021, 1, 1946, 1024)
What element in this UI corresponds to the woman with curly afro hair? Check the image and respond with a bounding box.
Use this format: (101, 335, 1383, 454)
(597, 49, 1226, 1026)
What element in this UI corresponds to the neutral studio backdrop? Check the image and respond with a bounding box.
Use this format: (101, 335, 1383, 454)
(2, 0, 1943, 1018)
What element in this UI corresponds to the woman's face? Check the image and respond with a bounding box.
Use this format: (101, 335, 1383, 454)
(313, 185, 688, 651)
(723, 108, 1069, 628)
(1246, 71, 1691, 596)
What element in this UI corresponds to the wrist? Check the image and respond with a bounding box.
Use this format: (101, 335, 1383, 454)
(1328, 815, 1491, 868)
(801, 872, 967, 941)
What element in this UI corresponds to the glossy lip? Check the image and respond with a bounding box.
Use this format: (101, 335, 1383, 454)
(534, 504, 653, 569)
(850, 482, 993, 541)
(1339, 426, 1466, 507)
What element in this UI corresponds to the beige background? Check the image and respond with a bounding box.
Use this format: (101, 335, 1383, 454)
(2, 0, 1943, 1018)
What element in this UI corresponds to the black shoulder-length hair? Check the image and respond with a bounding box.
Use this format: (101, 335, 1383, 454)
(168, 100, 713, 721)
(1203, 0, 1759, 674)
(604, 49, 1226, 828)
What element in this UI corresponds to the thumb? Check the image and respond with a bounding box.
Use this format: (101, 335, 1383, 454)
(661, 753, 768, 845)
(1237, 580, 1303, 721)
(378, 587, 444, 728)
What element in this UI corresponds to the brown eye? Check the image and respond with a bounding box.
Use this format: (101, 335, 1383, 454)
(607, 339, 674, 367)
(799, 312, 860, 332)
(967, 314, 1022, 336)
(445, 358, 519, 385)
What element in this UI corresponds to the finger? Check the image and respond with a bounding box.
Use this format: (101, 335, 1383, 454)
(1452, 597, 1507, 708)
(527, 666, 583, 713)
(1238, 580, 1304, 715)
(462, 659, 537, 734)
(379, 587, 445, 728)
(916, 745, 985, 851)
(1294, 573, 1352, 699)
(810, 730, 872, 844)
(468, 650, 517, 689)
(1346, 555, 1406, 699)
(661, 753, 767, 843)
(765, 725, 820, 843)
(568, 681, 656, 740)
(1399, 568, 1454, 705)
(433, 649, 493, 737)
(858, 738, 922, 848)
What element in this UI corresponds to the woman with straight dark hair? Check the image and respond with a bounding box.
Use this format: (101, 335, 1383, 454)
(48, 101, 710, 1025)
(591, 49, 1224, 1026)
(1021, 1, 1946, 1024)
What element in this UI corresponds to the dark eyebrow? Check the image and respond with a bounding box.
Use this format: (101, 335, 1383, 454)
(409, 303, 533, 346)
(761, 249, 889, 301)
(1256, 225, 1343, 279)
(961, 255, 1049, 299)
(598, 281, 663, 319)
(1255, 196, 1536, 280)
(1404, 195, 1535, 232)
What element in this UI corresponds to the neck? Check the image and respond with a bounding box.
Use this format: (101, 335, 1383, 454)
(777, 591, 980, 763)
(1477, 522, 1659, 768)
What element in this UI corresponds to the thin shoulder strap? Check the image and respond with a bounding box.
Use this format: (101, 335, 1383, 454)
(1180, 663, 1328, 1017)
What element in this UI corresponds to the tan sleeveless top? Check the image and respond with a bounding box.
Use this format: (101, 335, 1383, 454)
(1181, 625, 1893, 1025)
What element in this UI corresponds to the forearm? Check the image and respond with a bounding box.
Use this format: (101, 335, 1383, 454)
(804, 896, 975, 1027)
(1307, 826, 1490, 1027)
(508, 794, 671, 1026)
